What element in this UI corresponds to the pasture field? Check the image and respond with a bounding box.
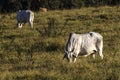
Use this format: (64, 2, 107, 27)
(0, 6, 120, 80)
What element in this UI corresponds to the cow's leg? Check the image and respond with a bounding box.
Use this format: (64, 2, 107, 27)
(73, 58, 77, 63)
(68, 53, 72, 63)
(96, 38, 103, 59)
(29, 21, 33, 29)
(92, 53, 95, 59)
(72, 53, 79, 63)
(69, 56, 72, 63)
(98, 50, 103, 59)
(91, 50, 97, 59)
(69, 58, 72, 63)
(72, 54, 77, 63)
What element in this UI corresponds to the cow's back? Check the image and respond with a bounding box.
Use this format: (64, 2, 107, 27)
(80, 32, 103, 53)
(17, 10, 33, 22)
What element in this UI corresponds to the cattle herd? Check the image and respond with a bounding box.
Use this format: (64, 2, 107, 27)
(16, 10, 103, 63)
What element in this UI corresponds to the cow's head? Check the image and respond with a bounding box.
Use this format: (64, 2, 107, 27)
(63, 51, 76, 63)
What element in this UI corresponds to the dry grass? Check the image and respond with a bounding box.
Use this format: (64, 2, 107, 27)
(0, 6, 120, 80)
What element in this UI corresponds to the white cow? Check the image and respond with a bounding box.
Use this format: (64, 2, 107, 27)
(16, 10, 34, 29)
(63, 32, 103, 63)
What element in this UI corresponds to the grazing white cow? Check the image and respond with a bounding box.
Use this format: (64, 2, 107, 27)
(63, 32, 103, 63)
(16, 10, 34, 29)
